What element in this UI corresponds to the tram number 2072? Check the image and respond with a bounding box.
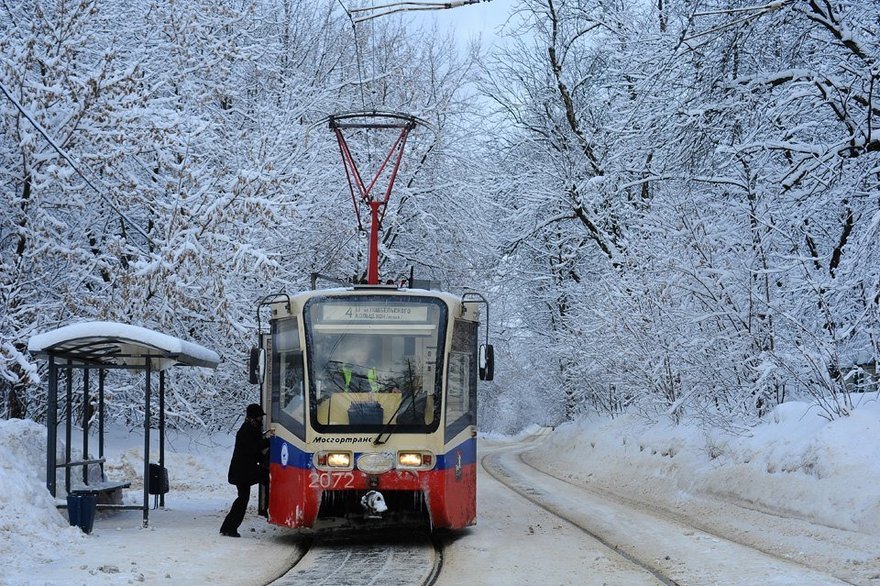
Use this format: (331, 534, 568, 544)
(309, 471, 356, 489)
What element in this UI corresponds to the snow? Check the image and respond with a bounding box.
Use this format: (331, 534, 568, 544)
(0, 422, 299, 585)
(532, 400, 880, 535)
(1, 398, 879, 585)
(27, 321, 221, 371)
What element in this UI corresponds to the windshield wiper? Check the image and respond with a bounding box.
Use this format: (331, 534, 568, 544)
(373, 394, 413, 445)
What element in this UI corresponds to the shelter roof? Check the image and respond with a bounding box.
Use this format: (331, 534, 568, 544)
(27, 321, 220, 371)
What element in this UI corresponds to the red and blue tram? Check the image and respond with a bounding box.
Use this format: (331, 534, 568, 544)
(250, 285, 493, 530)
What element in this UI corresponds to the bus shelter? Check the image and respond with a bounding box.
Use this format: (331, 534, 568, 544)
(28, 321, 220, 526)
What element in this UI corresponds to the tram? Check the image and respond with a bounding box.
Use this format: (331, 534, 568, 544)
(247, 112, 494, 530)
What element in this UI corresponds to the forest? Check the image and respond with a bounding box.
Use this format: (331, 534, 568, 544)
(1, 0, 878, 433)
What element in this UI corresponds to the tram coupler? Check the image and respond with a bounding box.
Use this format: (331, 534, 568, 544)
(361, 490, 388, 518)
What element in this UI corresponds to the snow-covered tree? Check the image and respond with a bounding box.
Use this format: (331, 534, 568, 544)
(1, 0, 493, 426)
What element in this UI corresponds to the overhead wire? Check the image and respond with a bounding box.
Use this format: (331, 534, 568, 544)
(336, 0, 368, 111)
(349, 1, 484, 24)
(684, 0, 791, 42)
(0, 80, 156, 248)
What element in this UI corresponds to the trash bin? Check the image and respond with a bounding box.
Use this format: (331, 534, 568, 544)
(66, 493, 97, 534)
(148, 464, 169, 495)
(149, 463, 169, 509)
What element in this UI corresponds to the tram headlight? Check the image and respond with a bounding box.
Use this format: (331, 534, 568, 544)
(315, 451, 352, 470)
(327, 452, 351, 467)
(397, 451, 434, 469)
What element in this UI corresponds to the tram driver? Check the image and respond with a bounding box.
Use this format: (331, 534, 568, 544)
(323, 336, 399, 394)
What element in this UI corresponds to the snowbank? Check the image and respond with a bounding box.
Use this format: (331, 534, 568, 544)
(0, 420, 300, 585)
(0, 419, 87, 568)
(530, 399, 880, 534)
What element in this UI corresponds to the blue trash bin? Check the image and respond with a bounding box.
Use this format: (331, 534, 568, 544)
(66, 494, 97, 534)
(66, 494, 81, 528)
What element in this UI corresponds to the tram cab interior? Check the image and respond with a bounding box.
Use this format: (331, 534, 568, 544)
(311, 331, 439, 428)
(266, 293, 462, 436)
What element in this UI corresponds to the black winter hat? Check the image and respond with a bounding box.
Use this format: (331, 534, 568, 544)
(246, 403, 265, 418)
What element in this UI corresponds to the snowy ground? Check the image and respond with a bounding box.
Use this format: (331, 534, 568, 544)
(1, 398, 879, 585)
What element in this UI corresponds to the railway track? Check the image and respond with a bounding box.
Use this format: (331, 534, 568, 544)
(264, 429, 868, 585)
(267, 531, 441, 586)
(516, 450, 871, 584)
(481, 436, 856, 586)
(480, 442, 680, 586)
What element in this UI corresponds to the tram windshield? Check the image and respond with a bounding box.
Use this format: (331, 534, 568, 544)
(304, 295, 447, 432)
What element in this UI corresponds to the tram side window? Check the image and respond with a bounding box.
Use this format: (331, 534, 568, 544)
(272, 318, 305, 439)
(395, 339, 437, 426)
(445, 319, 478, 442)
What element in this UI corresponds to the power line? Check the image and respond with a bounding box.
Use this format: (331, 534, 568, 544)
(337, 0, 369, 111)
(348, 1, 486, 24)
(0, 80, 156, 247)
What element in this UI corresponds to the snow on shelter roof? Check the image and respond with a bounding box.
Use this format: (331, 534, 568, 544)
(27, 321, 220, 370)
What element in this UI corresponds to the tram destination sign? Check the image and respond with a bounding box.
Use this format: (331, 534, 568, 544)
(322, 304, 429, 323)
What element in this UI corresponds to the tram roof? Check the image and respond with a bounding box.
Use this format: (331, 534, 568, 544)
(27, 321, 220, 371)
(286, 286, 464, 303)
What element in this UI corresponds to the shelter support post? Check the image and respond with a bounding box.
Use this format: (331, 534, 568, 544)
(98, 369, 105, 461)
(143, 358, 151, 527)
(46, 356, 57, 497)
(65, 362, 72, 495)
(159, 370, 165, 508)
(82, 368, 89, 483)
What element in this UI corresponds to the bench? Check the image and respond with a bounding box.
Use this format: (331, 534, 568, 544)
(71, 480, 132, 506)
(56, 458, 131, 506)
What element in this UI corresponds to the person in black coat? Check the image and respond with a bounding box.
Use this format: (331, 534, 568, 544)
(220, 403, 269, 537)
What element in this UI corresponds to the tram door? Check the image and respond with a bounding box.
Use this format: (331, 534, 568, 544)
(257, 332, 271, 517)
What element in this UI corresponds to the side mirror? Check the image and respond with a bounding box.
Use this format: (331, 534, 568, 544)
(248, 347, 266, 385)
(479, 344, 494, 381)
